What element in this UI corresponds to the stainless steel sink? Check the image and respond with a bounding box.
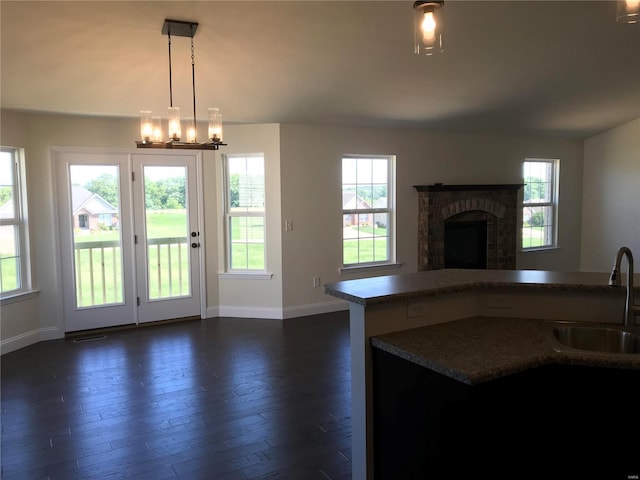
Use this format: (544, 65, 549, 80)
(549, 323, 640, 355)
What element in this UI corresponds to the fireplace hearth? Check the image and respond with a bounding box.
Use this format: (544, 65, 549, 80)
(415, 184, 523, 271)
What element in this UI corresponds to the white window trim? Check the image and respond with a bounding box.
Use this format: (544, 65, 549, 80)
(341, 154, 396, 270)
(222, 153, 268, 274)
(522, 158, 559, 251)
(1, 147, 33, 299)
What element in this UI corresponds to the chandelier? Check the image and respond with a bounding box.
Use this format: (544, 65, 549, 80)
(136, 19, 226, 150)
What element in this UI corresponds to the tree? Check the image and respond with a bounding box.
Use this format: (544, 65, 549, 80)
(0, 187, 12, 206)
(524, 176, 546, 203)
(143, 177, 186, 210)
(85, 173, 118, 207)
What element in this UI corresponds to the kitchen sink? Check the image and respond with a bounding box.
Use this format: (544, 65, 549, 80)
(548, 323, 640, 355)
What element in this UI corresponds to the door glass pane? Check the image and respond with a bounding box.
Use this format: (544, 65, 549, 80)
(143, 166, 190, 300)
(70, 165, 123, 308)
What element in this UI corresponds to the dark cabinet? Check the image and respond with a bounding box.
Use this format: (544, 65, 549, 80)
(372, 347, 640, 479)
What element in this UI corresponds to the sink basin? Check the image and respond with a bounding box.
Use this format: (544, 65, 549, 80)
(550, 324, 640, 355)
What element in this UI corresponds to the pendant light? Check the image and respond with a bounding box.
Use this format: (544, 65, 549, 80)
(413, 1, 444, 55)
(617, 0, 640, 23)
(136, 19, 227, 150)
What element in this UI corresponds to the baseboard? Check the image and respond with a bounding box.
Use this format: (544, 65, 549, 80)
(207, 300, 349, 320)
(1, 326, 60, 355)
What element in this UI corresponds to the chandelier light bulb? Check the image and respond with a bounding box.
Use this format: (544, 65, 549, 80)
(421, 11, 437, 43)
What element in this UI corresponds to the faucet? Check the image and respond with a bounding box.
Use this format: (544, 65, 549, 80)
(608, 246, 640, 329)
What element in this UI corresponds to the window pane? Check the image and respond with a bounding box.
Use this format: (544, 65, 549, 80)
(0, 152, 16, 221)
(522, 206, 553, 248)
(356, 158, 373, 184)
(70, 165, 123, 307)
(230, 216, 265, 270)
(342, 213, 389, 265)
(342, 158, 357, 184)
(0, 225, 20, 293)
(524, 161, 553, 204)
(229, 156, 265, 212)
(144, 166, 190, 300)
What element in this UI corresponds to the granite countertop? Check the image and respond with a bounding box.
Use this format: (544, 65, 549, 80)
(371, 316, 640, 385)
(324, 269, 640, 306)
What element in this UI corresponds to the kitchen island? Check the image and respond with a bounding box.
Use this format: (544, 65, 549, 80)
(324, 269, 640, 480)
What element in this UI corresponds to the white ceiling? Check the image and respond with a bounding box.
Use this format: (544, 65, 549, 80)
(1, 0, 639, 139)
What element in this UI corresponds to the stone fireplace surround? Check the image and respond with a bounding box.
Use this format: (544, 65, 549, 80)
(415, 184, 523, 271)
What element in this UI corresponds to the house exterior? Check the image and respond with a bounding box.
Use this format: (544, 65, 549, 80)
(71, 185, 118, 231)
(342, 192, 371, 226)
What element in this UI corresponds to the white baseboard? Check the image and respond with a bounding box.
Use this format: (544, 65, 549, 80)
(1, 327, 61, 355)
(206, 300, 349, 320)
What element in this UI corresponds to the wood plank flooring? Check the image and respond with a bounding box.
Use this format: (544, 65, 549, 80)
(1, 312, 352, 480)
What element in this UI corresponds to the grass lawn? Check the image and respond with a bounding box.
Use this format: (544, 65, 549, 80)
(522, 225, 548, 249)
(343, 225, 388, 264)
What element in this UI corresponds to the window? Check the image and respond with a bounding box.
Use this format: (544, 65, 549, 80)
(342, 155, 394, 267)
(522, 158, 559, 250)
(224, 154, 266, 271)
(0, 147, 31, 297)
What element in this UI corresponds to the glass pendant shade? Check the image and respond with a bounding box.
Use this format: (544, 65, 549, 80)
(140, 111, 153, 142)
(617, 0, 640, 23)
(208, 108, 223, 141)
(414, 1, 444, 55)
(186, 118, 197, 143)
(152, 116, 163, 142)
(168, 107, 181, 141)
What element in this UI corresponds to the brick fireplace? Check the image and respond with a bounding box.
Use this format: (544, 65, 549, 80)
(414, 184, 523, 271)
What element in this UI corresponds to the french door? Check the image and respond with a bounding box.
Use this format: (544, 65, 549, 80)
(54, 149, 203, 333)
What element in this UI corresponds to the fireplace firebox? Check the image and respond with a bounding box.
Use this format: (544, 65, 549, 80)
(444, 220, 488, 269)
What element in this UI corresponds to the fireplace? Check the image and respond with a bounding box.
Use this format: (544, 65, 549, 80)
(445, 220, 487, 269)
(415, 184, 523, 271)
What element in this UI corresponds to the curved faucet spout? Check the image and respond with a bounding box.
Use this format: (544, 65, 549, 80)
(609, 246, 639, 328)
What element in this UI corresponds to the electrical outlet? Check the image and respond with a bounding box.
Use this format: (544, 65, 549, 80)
(407, 301, 426, 318)
(313, 276, 321, 288)
(487, 294, 513, 309)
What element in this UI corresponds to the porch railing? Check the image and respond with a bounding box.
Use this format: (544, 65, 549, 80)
(74, 236, 189, 307)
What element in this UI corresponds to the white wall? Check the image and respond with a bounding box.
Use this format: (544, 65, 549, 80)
(279, 124, 585, 312)
(581, 117, 640, 272)
(213, 123, 284, 319)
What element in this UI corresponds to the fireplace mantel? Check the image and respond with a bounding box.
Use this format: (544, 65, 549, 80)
(414, 183, 524, 192)
(416, 183, 523, 271)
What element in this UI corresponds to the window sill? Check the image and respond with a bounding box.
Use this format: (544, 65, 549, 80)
(1, 289, 41, 306)
(339, 262, 403, 275)
(520, 246, 560, 253)
(218, 272, 274, 280)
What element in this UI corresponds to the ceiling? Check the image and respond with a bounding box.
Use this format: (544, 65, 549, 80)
(1, 0, 639, 139)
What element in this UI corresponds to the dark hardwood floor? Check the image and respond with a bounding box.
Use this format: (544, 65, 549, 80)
(1, 312, 352, 480)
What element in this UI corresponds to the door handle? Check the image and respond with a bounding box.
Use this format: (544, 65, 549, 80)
(191, 242, 200, 248)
